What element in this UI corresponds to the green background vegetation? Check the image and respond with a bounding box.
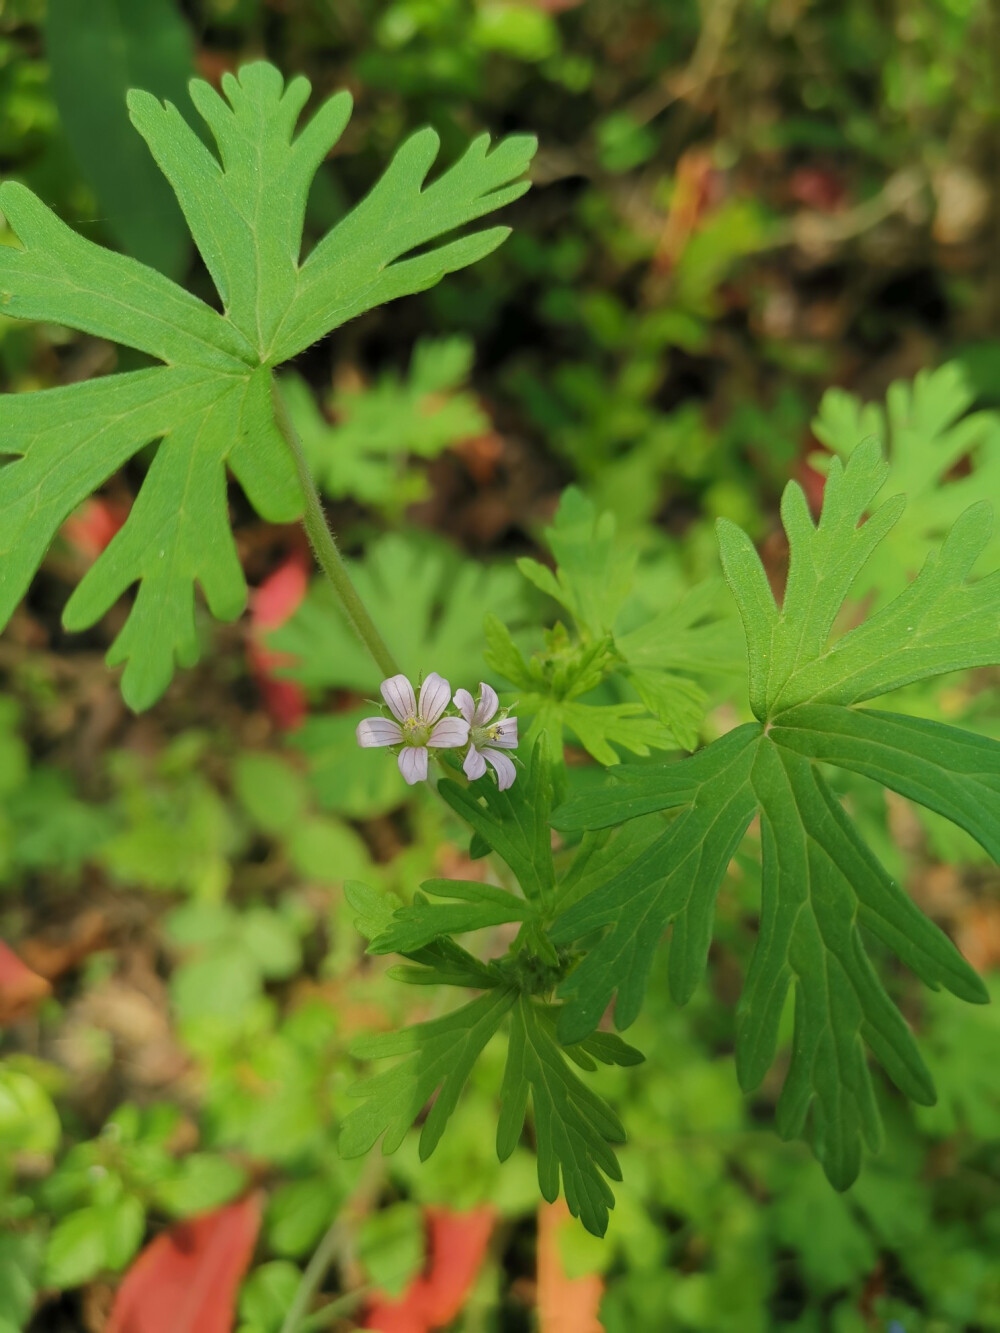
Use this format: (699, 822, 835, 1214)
(0, 0, 998, 1329)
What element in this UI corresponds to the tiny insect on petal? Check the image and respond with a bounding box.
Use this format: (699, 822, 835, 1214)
(356, 717, 403, 747)
(419, 672, 451, 725)
(491, 717, 518, 748)
(398, 745, 429, 784)
(428, 717, 470, 748)
(381, 674, 416, 723)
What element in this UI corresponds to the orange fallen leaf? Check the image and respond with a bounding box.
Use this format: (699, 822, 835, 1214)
(651, 149, 720, 277)
(537, 1200, 604, 1333)
(107, 1194, 262, 1333)
(0, 938, 51, 1023)
(956, 902, 1000, 974)
(365, 1206, 495, 1333)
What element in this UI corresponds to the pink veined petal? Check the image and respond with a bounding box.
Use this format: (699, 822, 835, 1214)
(381, 675, 416, 723)
(464, 745, 488, 781)
(453, 688, 477, 725)
(356, 717, 403, 748)
(419, 672, 451, 724)
(483, 748, 517, 791)
(428, 717, 470, 748)
(398, 746, 429, 784)
(474, 682, 499, 726)
(490, 717, 518, 748)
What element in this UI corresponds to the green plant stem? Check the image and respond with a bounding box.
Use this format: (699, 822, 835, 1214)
(298, 1287, 369, 1331)
(270, 374, 401, 681)
(279, 1157, 385, 1333)
(277, 1215, 348, 1333)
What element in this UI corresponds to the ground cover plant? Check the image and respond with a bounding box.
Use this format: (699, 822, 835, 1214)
(1, 2, 998, 1330)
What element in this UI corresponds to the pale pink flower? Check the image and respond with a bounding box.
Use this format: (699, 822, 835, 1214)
(454, 682, 518, 791)
(356, 673, 469, 784)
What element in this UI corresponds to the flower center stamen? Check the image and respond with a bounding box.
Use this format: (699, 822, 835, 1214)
(402, 715, 430, 746)
(471, 722, 501, 747)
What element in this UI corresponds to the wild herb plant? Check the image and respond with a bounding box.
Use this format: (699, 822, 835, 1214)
(0, 60, 534, 707)
(1, 60, 998, 1252)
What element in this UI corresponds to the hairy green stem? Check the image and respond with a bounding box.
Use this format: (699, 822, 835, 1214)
(270, 375, 401, 681)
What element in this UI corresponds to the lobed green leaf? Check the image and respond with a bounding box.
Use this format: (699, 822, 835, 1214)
(368, 879, 536, 956)
(498, 995, 627, 1237)
(338, 988, 517, 1161)
(0, 61, 534, 708)
(550, 460, 998, 1187)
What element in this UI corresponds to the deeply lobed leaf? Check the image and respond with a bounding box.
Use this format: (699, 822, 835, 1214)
(812, 362, 1000, 602)
(0, 61, 534, 708)
(338, 988, 518, 1162)
(495, 491, 735, 761)
(517, 486, 636, 636)
(716, 440, 1000, 716)
(498, 995, 630, 1237)
(343, 743, 654, 1234)
(552, 724, 760, 1042)
(368, 880, 536, 956)
(552, 449, 997, 1187)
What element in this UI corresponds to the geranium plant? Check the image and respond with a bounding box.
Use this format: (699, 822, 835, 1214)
(1, 60, 997, 1259)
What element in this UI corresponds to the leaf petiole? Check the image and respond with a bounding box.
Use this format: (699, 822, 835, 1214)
(270, 375, 401, 681)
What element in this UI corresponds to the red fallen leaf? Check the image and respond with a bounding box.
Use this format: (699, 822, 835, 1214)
(421, 1206, 495, 1324)
(62, 498, 127, 559)
(107, 1194, 262, 1333)
(248, 552, 310, 730)
(365, 1206, 495, 1333)
(253, 669, 309, 731)
(0, 939, 51, 1023)
(537, 1200, 604, 1333)
(250, 553, 310, 632)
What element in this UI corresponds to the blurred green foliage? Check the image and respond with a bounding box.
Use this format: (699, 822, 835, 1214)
(1, 0, 998, 1326)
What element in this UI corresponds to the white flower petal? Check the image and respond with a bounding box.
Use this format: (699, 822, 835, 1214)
(428, 717, 470, 748)
(483, 747, 517, 791)
(474, 682, 499, 725)
(356, 717, 403, 748)
(491, 717, 518, 748)
(419, 672, 451, 724)
(381, 674, 416, 723)
(453, 688, 477, 724)
(464, 745, 488, 781)
(398, 746, 429, 784)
